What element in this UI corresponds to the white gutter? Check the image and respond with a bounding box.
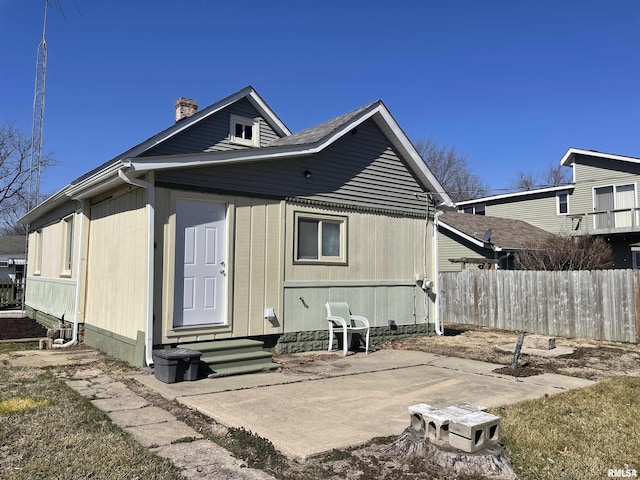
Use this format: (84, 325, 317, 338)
(52, 207, 83, 349)
(117, 169, 155, 366)
(433, 211, 444, 335)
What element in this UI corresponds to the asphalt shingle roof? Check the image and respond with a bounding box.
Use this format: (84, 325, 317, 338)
(0, 236, 26, 255)
(268, 102, 379, 147)
(439, 212, 551, 250)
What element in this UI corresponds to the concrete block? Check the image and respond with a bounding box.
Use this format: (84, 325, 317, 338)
(39, 338, 52, 350)
(527, 335, 556, 350)
(279, 333, 298, 343)
(408, 404, 454, 446)
(449, 411, 501, 453)
(454, 402, 487, 412)
(298, 331, 315, 342)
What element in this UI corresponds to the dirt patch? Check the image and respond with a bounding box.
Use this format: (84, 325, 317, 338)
(0, 317, 47, 340)
(379, 325, 640, 381)
(492, 366, 544, 377)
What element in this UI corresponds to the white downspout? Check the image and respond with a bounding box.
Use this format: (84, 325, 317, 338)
(433, 211, 444, 335)
(118, 169, 155, 366)
(52, 207, 83, 349)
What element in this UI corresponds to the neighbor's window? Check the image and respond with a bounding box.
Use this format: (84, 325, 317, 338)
(557, 192, 569, 215)
(295, 213, 347, 264)
(61, 215, 74, 275)
(461, 204, 486, 216)
(229, 114, 260, 146)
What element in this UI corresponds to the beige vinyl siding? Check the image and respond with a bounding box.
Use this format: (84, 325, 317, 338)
(25, 207, 82, 321)
(232, 198, 284, 337)
(438, 231, 487, 272)
(84, 185, 148, 341)
(285, 204, 425, 282)
(571, 155, 640, 230)
(141, 98, 280, 156)
(156, 118, 430, 215)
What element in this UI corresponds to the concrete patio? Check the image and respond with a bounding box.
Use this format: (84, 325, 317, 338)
(135, 349, 594, 459)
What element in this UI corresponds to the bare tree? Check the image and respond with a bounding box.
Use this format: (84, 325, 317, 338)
(510, 171, 538, 191)
(514, 235, 613, 270)
(511, 163, 572, 192)
(0, 123, 54, 234)
(542, 163, 572, 187)
(415, 138, 488, 203)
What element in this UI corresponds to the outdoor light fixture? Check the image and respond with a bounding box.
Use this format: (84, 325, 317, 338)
(303, 170, 312, 178)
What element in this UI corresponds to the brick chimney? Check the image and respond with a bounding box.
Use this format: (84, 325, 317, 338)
(175, 97, 198, 122)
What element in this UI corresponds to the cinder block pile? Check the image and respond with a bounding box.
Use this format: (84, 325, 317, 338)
(408, 402, 500, 453)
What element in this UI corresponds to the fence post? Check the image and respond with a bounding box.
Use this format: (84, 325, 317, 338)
(634, 271, 640, 344)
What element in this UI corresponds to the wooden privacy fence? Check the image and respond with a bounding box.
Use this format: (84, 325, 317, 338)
(439, 269, 640, 343)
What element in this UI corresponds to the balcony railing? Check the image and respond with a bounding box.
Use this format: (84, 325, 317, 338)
(565, 208, 640, 235)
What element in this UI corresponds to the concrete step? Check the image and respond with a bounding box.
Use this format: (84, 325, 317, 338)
(206, 361, 280, 378)
(199, 349, 274, 368)
(178, 338, 280, 378)
(179, 338, 265, 354)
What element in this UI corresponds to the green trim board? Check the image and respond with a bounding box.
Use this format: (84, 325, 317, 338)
(83, 323, 146, 367)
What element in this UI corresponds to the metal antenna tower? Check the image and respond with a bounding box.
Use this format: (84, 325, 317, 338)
(28, 0, 49, 210)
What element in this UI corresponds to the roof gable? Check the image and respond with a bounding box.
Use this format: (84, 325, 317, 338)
(561, 148, 640, 167)
(128, 101, 453, 206)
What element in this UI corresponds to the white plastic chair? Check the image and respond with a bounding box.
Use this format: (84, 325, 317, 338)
(325, 302, 370, 356)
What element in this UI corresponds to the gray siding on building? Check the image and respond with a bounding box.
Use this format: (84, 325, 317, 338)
(156, 118, 432, 215)
(438, 231, 491, 272)
(141, 98, 281, 156)
(570, 155, 640, 230)
(482, 193, 567, 234)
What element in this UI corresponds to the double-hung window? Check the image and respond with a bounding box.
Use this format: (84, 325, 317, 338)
(557, 192, 569, 215)
(294, 213, 347, 264)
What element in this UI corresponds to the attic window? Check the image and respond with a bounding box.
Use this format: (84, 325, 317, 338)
(230, 114, 259, 147)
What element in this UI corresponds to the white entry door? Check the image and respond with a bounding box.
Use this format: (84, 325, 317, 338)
(173, 199, 227, 327)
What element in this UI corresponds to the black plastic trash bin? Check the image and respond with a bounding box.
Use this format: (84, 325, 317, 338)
(152, 348, 202, 383)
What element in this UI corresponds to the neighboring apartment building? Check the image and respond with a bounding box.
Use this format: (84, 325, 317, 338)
(455, 148, 640, 269)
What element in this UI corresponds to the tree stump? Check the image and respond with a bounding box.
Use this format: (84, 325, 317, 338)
(386, 427, 518, 479)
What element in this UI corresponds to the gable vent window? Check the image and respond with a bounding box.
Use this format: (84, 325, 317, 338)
(229, 114, 260, 147)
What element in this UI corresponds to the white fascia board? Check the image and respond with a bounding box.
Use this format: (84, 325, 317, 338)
(129, 104, 384, 172)
(128, 145, 318, 172)
(245, 90, 291, 137)
(456, 184, 574, 206)
(373, 106, 453, 207)
(560, 147, 640, 167)
(437, 221, 502, 251)
(19, 186, 70, 224)
(65, 161, 126, 199)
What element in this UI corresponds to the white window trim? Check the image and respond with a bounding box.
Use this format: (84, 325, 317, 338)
(33, 229, 42, 276)
(293, 212, 348, 265)
(61, 214, 74, 277)
(592, 183, 637, 211)
(632, 250, 640, 270)
(229, 114, 260, 147)
(556, 191, 569, 215)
